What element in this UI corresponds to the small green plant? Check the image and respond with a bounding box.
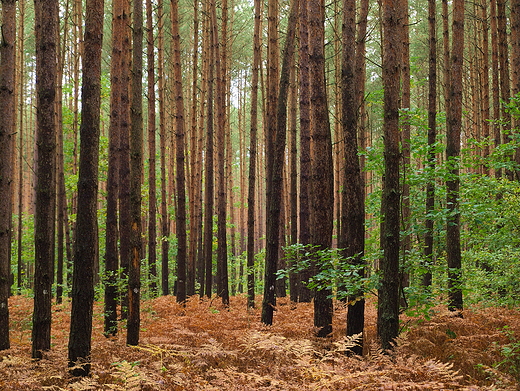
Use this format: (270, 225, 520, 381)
(494, 326, 520, 381)
(278, 243, 377, 302)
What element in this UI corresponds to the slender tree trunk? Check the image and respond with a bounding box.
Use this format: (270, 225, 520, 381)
(288, 63, 299, 303)
(187, 0, 200, 298)
(423, 0, 436, 288)
(68, 0, 104, 373)
(308, 0, 334, 338)
(204, 0, 215, 297)
(0, 0, 16, 351)
(261, 0, 298, 325)
(116, 0, 131, 318)
(171, 0, 188, 304)
(127, 0, 143, 346)
(446, 0, 464, 312)
(247, 0, 262, 308)
(341, 0, 365, 354)
(298, 0, 312, 303)
(197, 14, 208, 297)
(377, 0, 402, 350)
(400, 0, 411, 299)
(17, 0, 25, 293)
(104, 0, 124, 335)
(146, 0, 158, 296)
(481, 0, 491, 175)
(214, 0, 229, 305)
(32, 0, 58, 359)
(158, 0, 169, 296)
(497, 0, 511, 173)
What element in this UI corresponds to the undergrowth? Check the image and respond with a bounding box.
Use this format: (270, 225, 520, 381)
(0, 295, 518, 390)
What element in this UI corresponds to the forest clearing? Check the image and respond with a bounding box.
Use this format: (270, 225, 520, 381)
(1, 294, 519, 390)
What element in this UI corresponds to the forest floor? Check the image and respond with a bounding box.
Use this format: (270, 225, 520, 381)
(0, 294, 519, 390)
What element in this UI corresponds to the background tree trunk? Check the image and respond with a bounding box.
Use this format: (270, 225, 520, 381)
(146, 0, 158, 296)
(423, 0, 437, 288)
(247, 0, 262, 308)
(172, 0, 187, 304)
(0, 0, 16, 352)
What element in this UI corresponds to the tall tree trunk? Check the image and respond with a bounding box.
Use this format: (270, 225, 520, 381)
(171, 0, 187, 304)
(377, 0, 402, 350)
(481, 0, 491, 175)
(118, 0, 132, 318)
(446, 0, 464, 312)
(341, 0, 365, 354)
(400, 0, 411, 300)
(187, 0, 200, 298)
(32, 0, 58, 359)
(423, 0, 437, 288)
(0, 0, 16, 351)
(497, 0, 511, 174)
(261, 0, 298, 326)
(308, 0, 334, 338)
(17, 0, 25, 293)
(262, 0, 280, 322)
(298, 0, 312, 304)
(490, 0, 501, 177)
(214, 0, 229, 305)
(247, 0, 262, 308)
(158, 0, 169, 296)
(68, 0, 104, 373)
(288, 62, 299, 303)
(146, 0, 158, 296)
(104, 0, 124, 335)
(127, 0, 143, 346)
(204, 0, 215, 297)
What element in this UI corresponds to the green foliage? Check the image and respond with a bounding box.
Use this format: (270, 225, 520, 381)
(279, 243, 377, 302)
(494, 326, 520, 382)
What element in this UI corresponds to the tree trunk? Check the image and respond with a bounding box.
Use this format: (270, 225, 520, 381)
(0, 0, 16, 351)
(446, 0, 464, 313)
(187, 0, 200, 298)
(341, 0, 365, 354)
(68, 0, 104, 373)
(377, 0, 402, 350)
(298, 0, 312, 303)
(261, 0, 298, 325)
(32, 0, 58, 359)
(247, 0, 262, 308)
(204, 0, 215, 297)
(288, 62, 299, 303)
(158, 0, 169, 296)
(127, 0, 143, 346)
(490, 0, 501, 177)
(146, 0, 158, 296)
(17, 0, 26, 293)
(171, 0, 187, 304)
(400, 0, 411, 300)
(214, 0, 229, 305)
(423, 0, 437, 288)
(308, 0, 334, 338)
(104, 0, 124, 335)
(118, 0, 132, 318)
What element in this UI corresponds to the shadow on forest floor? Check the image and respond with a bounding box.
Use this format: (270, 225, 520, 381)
(0, 294, 519, 390)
